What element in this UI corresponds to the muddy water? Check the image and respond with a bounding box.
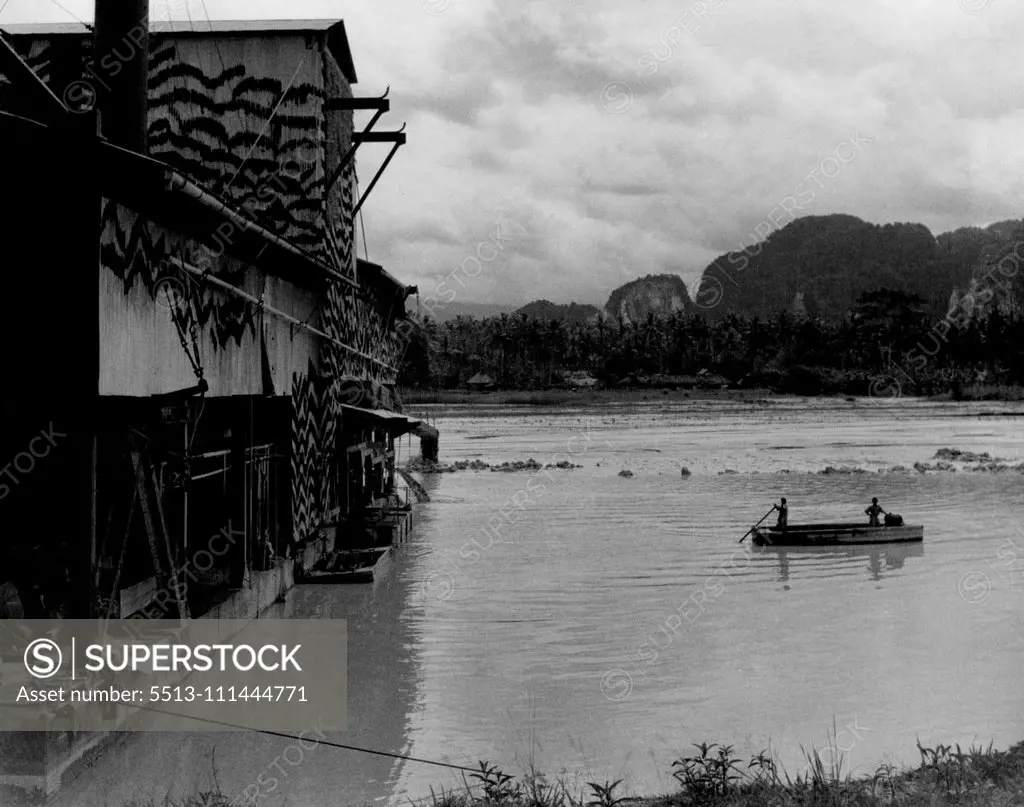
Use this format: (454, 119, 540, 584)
(388, 398, 1024, 801)
(40, 399, 1024, 806)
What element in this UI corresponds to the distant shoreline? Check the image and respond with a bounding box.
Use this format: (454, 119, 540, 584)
(399, 385, 1024, 407)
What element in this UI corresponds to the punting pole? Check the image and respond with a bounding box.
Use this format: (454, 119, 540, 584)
(739, 507, 776, 544)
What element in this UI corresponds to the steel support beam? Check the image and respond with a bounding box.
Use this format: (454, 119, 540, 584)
(352, 130, 406, 217)
(0, 31, 72, 124)
(323, 86, 391, 197)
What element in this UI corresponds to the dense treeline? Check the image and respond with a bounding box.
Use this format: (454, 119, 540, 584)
(696, 215, 1023, 321)
(398, 290, 1024, 396)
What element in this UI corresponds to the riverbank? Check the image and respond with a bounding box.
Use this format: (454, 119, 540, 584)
(400, 386, 1024, 406)
(149, 737, 1024, 806)
(402, 389, 815, 406)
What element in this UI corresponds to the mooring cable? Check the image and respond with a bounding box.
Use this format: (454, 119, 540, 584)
(133, 704, 485, 774)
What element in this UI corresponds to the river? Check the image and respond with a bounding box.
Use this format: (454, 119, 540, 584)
(34, 397, 1024, 806)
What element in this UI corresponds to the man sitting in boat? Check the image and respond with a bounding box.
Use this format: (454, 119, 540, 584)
(865, 497, 887, 526)
(772, 498, 788, 530)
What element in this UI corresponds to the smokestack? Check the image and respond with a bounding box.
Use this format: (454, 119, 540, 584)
(94, 0, 149, 153)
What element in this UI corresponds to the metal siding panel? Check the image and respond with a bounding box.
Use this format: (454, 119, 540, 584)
(147, 35, 329, 261)
(98, 201, 320, 397)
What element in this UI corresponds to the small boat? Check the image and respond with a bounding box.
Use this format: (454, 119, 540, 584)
(304, 547, 393, 584)
(752, 522, 923, 547)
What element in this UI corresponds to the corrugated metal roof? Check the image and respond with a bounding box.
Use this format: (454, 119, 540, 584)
(338, 404, 422, 431)
(358, 258, 417, 298)
(1, 19, 340, 35)
(0, 18, 358, 86)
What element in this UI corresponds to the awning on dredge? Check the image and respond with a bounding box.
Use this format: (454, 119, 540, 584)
(338, 404, 421, 436)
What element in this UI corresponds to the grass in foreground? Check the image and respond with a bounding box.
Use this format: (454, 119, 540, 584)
(127, 737, 1024, 807)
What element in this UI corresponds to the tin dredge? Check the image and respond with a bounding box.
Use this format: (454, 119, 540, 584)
(0, 3, 435, 797)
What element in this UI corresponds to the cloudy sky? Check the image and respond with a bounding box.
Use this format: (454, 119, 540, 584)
(5, 0, 1024, 306)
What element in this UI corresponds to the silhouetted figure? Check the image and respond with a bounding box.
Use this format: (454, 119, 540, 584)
(772, 497, 788, 529)
(865, 497, 887, 527)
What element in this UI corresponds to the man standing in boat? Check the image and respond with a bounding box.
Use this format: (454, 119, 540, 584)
(772, 497, 788, 530)
(865, 497, 887, 526)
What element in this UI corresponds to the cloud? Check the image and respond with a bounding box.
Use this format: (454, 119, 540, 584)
(7, 0, 1024, 306)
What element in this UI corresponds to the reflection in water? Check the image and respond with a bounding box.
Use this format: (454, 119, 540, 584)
(261, 558, 424, 805)
(760, 543, 926, 583)
(391, 401, 1024, 801)
(43, 401, 1024, 806)
(34, 559, 423, 807)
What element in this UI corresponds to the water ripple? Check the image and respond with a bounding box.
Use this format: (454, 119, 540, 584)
(392, 401, 1024, 802)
